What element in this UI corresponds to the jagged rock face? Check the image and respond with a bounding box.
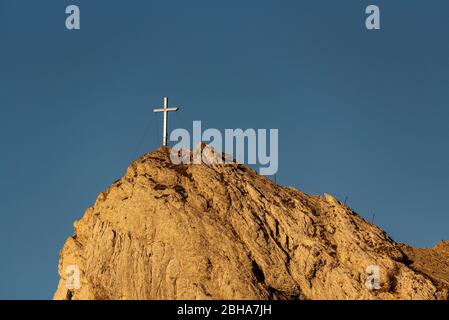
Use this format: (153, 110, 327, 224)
(54, 147, 449, 300)
(400, 241, 449, 289)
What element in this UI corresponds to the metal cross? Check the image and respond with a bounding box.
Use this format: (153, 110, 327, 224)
(153, 97, 179, 146)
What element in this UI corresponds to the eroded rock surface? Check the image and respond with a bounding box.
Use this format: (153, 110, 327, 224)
(54, 147, 449, 300)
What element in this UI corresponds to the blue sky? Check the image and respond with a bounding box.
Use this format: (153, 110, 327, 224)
(0, 0, 448, 299)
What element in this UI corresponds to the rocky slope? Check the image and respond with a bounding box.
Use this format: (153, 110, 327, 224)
(54, 146, 449, 300)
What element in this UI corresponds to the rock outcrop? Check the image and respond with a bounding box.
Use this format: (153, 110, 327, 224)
(54, 146, 449, 300)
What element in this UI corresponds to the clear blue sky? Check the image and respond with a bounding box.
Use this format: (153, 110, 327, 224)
(1, 0, 448, 299)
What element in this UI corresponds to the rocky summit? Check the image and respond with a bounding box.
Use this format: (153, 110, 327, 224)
(54, 146, 449, 300)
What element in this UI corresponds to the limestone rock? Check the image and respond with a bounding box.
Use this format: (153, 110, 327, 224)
(54, 147, 449, 300)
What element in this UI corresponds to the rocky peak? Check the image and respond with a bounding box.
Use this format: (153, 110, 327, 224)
(54, 147, 449, 300)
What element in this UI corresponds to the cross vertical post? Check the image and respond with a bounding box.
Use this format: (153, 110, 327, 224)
(162, 97, 168, 146)
(153, 97, 179, 146)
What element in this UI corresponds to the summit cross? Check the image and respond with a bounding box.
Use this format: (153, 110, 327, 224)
(153, 97, 179, 146)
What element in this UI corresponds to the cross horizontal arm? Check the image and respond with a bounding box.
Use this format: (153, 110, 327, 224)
(153, 107, 179, 113)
